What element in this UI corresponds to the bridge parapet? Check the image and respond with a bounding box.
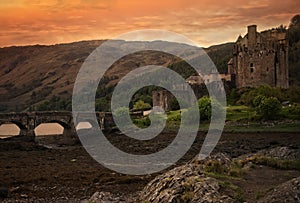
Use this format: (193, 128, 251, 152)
(0, 111, 144, 137)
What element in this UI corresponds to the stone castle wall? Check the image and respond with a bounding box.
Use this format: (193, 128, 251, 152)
(232, 25, 289, 89)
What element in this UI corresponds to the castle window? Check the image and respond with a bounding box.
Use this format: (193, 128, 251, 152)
(250, 68, 254, 73)
(250, 63, 254, 67)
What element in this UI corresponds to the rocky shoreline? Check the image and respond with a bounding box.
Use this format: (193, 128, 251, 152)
(1, 132, 300, 202)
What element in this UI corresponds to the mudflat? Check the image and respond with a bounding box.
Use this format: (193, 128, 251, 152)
(0, 132, 299, 202)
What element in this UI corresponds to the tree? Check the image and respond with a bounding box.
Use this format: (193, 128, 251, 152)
(95, 97, 110, 111)
(227, 88, 240, 105)
(257, 97, 281, 120)
(253, 95, 266, 108)
(288, 14, 300, 46)
(133, 100, 151, 110)
(197, 96, 224, 121)
(238, 85, 284, 106)
(169, 99, 180, 111)
(113, 107, 130, 127)
(198, 96, 212, 121)
(288, 14, 300, 85)
(289, 14, 300, 28)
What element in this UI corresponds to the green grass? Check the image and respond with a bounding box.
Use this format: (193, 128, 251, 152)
(226, 105, 257, 122)
(204, 172, 242, 181)
(132, 105, 300, 132)
(280, 105, 300, 120)
(218, 181, 245, 202)
(167, 110, 181, 122)
(252, 156, 300, 170)
(224, 122, 300, 133)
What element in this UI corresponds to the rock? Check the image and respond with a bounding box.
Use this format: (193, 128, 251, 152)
(260, 146, 300, 160)
(193, 153, 232, 174)
(140, 158, 233, 203)
(258, 177, 300, 203)
(83, 191, 136, 203)
(235, 146, 300, 167)
(0, 187, 8, 199)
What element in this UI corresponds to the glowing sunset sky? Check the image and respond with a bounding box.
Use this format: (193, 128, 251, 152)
(0, 0, 299, 47)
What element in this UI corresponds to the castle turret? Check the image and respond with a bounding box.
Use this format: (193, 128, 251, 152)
(248, 25, 257, 48)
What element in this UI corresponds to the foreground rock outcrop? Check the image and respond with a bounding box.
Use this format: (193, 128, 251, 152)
(258, 146, 300, 160)
(258, 177, 300, 203)
(82, 191, 137, 203)
(140, 154, 233, 203)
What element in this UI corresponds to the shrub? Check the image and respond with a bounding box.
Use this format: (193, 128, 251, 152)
(133, 100, 151, 110)
(257, 97, 281, 120)
(113, 107, 130, 126)
(253, 95, 266, 108)
(198, 96, 212, 121)
(238, 85, 285, 106)
(280, 104, 300, 119)
(133, 116, 150, 128)
(167, 111, 181, 122)
(227, 88, 240, 105)
(198, 96, 224, 121)
(182, 106, 199, 125)
(169, 99, 180, 111)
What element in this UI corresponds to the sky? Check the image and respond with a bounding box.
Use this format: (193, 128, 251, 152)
(0, 0, 299, 48)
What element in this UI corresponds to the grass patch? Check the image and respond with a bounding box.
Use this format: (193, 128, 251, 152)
(224, 122, 300, 133)
(252, 156, 300, 170)
(132, 105, 300, 132)
(219, 181, 245, 202)
(226, 105, 257, 122)
(202, 158, 244, 178)
(204, 172, 242, 181)
(167, 110, 181, 122)
(255, 191, 264, 200)
(280, 105, 300, 120)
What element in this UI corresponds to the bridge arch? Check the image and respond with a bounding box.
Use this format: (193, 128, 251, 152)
(4, 121, 27, 131)
(76, 119, 99, 129)
(0, 122, 21, 138)
(35, 123, 64, 136)
(0, 120, 28, 137)
(36, 118, 72, 128)
(35, 119, 75, 137)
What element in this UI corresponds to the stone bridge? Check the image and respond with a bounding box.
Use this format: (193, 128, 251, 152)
(0, 111, 143, 138)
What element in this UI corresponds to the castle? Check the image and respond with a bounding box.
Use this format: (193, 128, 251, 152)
(229, 25, 289, 89)
(153, 25, 289, 110)
(186, 25, 289, 89)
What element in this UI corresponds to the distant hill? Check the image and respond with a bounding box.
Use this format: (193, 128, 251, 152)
(0, 40, 196, 111)
(0, 40, 102, 111)
(204, 42, 234, 73)
(0, 36, 297, 112)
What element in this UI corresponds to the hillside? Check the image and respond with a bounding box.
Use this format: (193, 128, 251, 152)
(0, 40, 199, 111)
(0, 41, 103, 111)
(0, 37, 298, 112)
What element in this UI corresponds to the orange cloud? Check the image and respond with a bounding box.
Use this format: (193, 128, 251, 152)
(0, 0, 299, 47)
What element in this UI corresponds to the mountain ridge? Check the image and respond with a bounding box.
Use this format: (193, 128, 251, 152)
(4, 37, 300, 112)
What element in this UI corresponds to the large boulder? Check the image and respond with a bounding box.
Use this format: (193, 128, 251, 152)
(82, 191, 137, 203)
(140, 156, 233, 203)
(259, 146, 300, 160)
(193, 153, 233, 175)
(258, 177, 300, 203)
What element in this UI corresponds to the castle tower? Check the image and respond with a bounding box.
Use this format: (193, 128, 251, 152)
(247, 25, 257, 49)
(230, 25, 289, 89)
